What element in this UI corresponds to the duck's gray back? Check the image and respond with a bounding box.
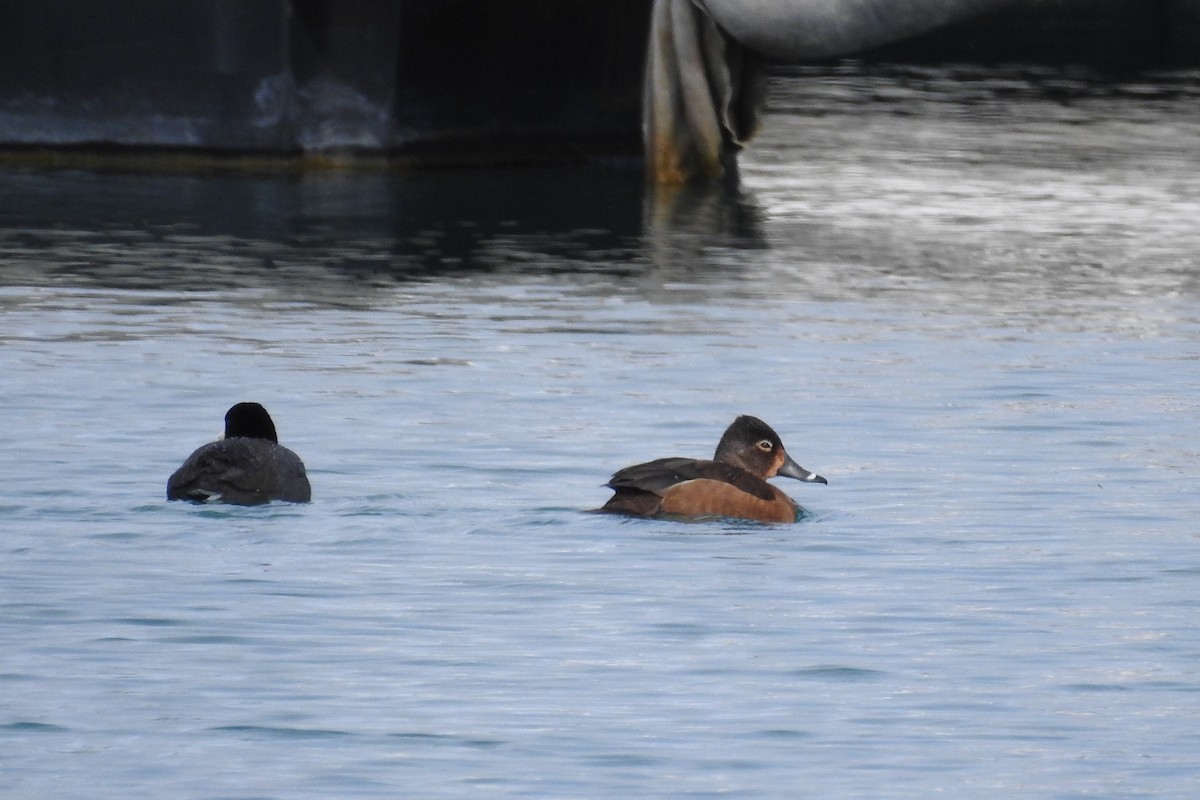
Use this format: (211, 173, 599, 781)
(167, 437, 311, 505)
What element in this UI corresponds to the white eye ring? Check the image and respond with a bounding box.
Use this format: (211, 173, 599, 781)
(756, 439, 773, 452)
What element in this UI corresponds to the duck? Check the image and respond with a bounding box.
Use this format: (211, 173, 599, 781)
(167, 402, 311, 505)
(598, 415, 825, 523)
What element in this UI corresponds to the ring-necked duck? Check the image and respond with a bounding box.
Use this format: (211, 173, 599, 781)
(167, 402, 311, 505)
(598, 415, 825, 523)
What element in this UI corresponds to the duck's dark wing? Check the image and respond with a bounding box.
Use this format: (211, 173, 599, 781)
(167, 438, 311, 505)
(606, 457, 775, 501)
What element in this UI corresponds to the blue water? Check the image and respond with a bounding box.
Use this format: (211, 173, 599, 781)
(2, 68, 1199, 798)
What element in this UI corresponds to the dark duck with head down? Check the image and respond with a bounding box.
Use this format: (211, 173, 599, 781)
(167, 402, 311, 505)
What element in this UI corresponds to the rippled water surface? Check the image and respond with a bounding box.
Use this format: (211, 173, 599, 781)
(2, 69, 1199, 798)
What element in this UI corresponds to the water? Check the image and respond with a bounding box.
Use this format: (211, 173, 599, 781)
(2, 67, 1200, 798)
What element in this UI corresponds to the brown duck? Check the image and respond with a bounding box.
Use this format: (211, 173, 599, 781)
(598, 415, 826, 523)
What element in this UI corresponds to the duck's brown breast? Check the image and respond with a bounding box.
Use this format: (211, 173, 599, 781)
(658, 479, 799, 523)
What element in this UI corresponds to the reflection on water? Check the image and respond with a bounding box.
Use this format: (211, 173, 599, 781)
(3, 65, 1200, 328)
(0, 167, 646, 299)
(737, 65, 1200, 328)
